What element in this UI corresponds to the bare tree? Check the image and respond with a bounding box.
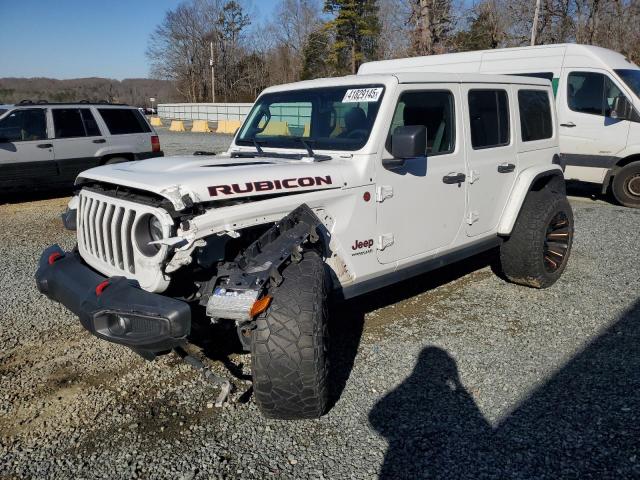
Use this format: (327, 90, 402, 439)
(411, 0, 455, 55)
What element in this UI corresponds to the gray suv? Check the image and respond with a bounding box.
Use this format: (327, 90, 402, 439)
(0, 101, 163, 191)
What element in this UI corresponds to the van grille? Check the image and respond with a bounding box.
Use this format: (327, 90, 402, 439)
(78, 193, 138, 274)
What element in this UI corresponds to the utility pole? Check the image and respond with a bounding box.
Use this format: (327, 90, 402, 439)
(210, 41, 216, 103)
(531, 0, 542, 46)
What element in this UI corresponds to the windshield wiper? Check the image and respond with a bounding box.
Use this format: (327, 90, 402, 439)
(252, 138, 264, 154)
(289, 137, 331, 161)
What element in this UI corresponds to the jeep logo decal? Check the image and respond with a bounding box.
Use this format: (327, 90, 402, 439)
(351, 239, 374, 256)
(208, 175, 333, 197)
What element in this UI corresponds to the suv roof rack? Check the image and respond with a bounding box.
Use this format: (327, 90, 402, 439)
(16, 99, 129, 106)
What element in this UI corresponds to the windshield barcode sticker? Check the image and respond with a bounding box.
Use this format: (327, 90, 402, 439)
(342, 87, 383, 103)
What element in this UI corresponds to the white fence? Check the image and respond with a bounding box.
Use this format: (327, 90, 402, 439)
(157, 103, 253, 122)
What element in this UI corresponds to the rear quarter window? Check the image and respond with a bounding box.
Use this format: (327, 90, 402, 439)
(518, 90, 553, 142)
(98, 108, 151, 135)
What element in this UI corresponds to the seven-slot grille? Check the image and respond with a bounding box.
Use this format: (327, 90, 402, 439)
(77, 191, 138, 274)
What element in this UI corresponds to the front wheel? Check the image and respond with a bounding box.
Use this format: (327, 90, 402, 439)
(496, 189, 574, 289)
(612, 161, 640, 208)
(250, 250, 329, 419)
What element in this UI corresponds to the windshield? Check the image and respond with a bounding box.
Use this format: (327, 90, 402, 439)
(615, 69, 640, 98)
(236, 85, 385, 151)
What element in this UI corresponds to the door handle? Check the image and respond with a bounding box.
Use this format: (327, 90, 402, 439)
(37, 143, 53, 149)
(442, 173, 466, 184)
(497, 163, 516, 173)
(92, 139, 106, 143)
(560, 122, 576, 128)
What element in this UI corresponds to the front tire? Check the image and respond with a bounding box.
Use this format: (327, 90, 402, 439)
(612, 161, 640, 208)
(496, 189, 574, 288)
(250, 250, 329, 419)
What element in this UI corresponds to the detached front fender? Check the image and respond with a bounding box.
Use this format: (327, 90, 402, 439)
(497, 165, 563, 236)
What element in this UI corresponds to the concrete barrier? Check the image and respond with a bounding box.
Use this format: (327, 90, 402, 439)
(169, 120, 186, 132)
(150, 117, 163, 126)
(262, 121, 289, 136)
(302, 123, 310, 137)
(191, 120, 211, 133)
(216, 120, 242, 134)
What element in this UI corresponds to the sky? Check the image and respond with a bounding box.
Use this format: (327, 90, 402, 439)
(0, 0, 280, 80)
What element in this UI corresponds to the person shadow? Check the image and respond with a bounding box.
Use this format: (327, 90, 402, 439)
(369, 299, 640, 479)
(369, 347, 494, 479)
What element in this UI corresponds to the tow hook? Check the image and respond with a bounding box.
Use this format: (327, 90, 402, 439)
(174, 346, 232, 407)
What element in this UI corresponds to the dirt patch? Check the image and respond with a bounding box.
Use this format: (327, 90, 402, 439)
(363, 269, 494, 339)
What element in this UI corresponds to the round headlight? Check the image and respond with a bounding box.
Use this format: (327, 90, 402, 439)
(149, 215, 163, 243)
(135, 214, 164, 256)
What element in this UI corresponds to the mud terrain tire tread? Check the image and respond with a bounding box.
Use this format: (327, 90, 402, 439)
(497, 189, 573, 289)
(251, 250, 328, 419)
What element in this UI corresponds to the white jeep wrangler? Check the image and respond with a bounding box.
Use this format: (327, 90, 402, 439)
(36, 73, 574, 419)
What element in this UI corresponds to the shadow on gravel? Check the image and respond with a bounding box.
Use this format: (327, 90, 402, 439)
(370, 299, 640, 479)
(566, 180, 616, 205)
(327, 250, 496, 411)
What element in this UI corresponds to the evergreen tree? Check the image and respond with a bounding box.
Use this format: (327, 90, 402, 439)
(300, 28, 333, 80)
(324, 0, 380, 75)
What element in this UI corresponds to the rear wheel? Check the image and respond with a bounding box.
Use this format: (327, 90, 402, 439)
(496, 188, 574, 288)
(250, 250, 329, 419)
(612, 161, 640, 208)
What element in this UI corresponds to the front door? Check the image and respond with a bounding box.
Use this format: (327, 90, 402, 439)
(460, 85, 518, 236)
(0, 108, 55, 189)
(376, 85, 466, 264)
(558, 69, 630, 178)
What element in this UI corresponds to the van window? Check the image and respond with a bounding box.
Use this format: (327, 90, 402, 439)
(518, 90, 552, 141)
(386, 90, 455, 155)
(98, 108, 151, 135)
(468, 90, 509, 149)
(0, 109, 47, 142)
(568, 72, 625, 117)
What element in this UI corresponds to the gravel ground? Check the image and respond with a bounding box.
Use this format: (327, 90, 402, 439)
(1, 133, 639, 478)
(155, 123, 234, 156)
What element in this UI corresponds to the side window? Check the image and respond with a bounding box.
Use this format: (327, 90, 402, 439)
(0, 109, 47, 142)
(80, 109, 101, 136)
(604, 76, 624, 117)
(53, 109, 86, 138)
(568, 72, 604, 115)
(386, 90, 455, 155)
(468, 89, 510, 149)
(518, 90, 553, 142)
(98, 108, 151, 135)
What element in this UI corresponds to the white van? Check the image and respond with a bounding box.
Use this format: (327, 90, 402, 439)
(360, 44, 640, 207)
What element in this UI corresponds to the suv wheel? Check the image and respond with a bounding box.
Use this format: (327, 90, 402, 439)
(250, 250, 329, 419)
(612, 161, 640, 208)
(496, 188, 574, 288)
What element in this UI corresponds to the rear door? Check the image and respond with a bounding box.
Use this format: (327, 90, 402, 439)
(558, 69, 630, 181)
(96, 107, 153, 155)
(51, 107, 104, 180)
(376, 84, 467, 264)
(460, 85, 517, 236)
(0, 107, 55, 189)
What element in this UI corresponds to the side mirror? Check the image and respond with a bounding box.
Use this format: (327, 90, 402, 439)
(391, 125, 427, 159)
(610, 96, 631, 120)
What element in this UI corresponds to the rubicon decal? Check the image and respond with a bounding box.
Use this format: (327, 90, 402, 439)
(208, 176, 333, 197)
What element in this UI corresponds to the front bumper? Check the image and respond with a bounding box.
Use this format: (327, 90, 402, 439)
(35, 245, 190, 358)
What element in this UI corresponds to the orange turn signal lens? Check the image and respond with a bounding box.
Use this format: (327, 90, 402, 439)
(250, 295, 272, 317)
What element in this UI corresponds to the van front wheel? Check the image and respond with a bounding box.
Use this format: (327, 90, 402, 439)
(612, 161, 640, 208)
